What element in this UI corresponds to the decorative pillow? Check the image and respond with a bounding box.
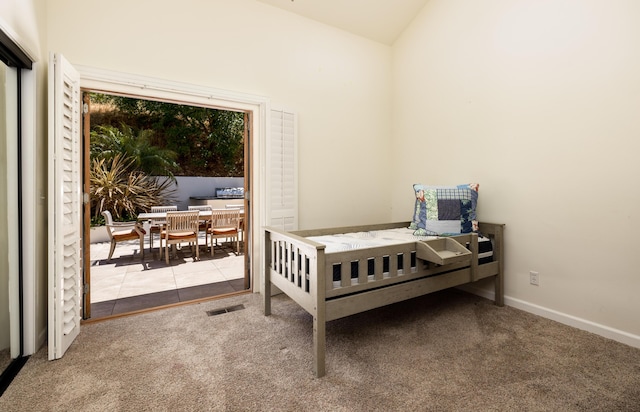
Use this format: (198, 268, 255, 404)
(409, 183, 479, 236)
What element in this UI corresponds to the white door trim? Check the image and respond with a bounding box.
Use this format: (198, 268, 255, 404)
(75, 65, 269, 293)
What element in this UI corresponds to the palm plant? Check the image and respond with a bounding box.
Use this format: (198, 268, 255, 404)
(90, 154, 176, 223)
(90, 123, 180, 180)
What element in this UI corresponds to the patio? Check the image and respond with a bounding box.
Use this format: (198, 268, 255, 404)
(88, 232, 246, 319)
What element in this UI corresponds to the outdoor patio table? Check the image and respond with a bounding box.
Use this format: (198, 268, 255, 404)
(136, 210, 213, 221)
(137, 209, 243, 221)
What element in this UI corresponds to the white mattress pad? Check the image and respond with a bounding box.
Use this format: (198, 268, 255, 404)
(307, 228, 437, 253)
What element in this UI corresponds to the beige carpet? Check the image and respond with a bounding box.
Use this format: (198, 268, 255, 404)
(1, 289, 639, 411)
(0, 349, 10, 376)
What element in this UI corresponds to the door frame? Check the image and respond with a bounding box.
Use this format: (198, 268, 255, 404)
(76, 65, 269, 310)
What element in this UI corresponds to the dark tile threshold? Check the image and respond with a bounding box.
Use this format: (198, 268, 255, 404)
(90, 278, 247, 319)
(0, 356, 29, 397)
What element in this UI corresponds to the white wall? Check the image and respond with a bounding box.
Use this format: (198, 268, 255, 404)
(10, 0, 637, 354)
(45, 0, 394, 230)
(0, 0, 43, 59)
(392, 0, 640, 340)
(170, 176, 244, 211)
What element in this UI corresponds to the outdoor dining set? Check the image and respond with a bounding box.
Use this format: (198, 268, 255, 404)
(101, 205, 244, 264)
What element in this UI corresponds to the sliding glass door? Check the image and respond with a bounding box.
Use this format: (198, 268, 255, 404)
(0, 27, 32, 393)
(0, 55, 13, 378)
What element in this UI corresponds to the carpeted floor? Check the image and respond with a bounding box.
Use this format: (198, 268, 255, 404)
(0, 349, 10, 376)
(1, 289, 639, 411)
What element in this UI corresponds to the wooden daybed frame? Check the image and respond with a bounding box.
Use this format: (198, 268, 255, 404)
(263, 221, 505, 377)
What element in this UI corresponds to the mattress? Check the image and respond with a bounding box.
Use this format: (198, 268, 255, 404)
(307, 228, 434, 253)
(307, 228, 493, 285)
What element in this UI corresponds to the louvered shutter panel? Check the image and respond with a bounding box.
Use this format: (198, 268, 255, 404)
(48, 53, 82, 360)
(268, 107, 298, 230)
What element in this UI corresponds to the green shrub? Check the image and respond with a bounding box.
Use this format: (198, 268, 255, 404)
(91, 123, 179, 179)
(90, 154, 176, 222)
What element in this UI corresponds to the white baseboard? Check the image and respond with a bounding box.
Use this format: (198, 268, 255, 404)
(457, 284, 640, 350)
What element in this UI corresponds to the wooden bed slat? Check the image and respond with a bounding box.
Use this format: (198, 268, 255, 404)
(326, 268, 473, 322)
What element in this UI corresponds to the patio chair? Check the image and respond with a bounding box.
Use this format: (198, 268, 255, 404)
(207, 208, 242, 256)
(224, 205, 244, 243)
(160, 210, 200, 264)
(149, 205, 177, 251)
(188, 205, 213, 249)
(102, 210, 146, 261)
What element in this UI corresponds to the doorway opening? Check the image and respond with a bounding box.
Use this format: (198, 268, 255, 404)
(83, 91, 251, 321)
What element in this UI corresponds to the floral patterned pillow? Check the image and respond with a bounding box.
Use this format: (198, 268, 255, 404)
(409, 183, 479, 236)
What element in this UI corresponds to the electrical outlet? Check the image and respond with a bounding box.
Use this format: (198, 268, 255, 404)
(530, 271, 539, 286)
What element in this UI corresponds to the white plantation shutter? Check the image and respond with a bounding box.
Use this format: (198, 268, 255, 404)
(268, 107, 298, 230)
(48, 53, 82, 360)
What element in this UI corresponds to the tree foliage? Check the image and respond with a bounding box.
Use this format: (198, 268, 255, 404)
(90, 93, 245, 177)
(91, 123, 179, 179)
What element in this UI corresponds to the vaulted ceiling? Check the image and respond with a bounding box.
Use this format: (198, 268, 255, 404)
(256, 0, 430, 45)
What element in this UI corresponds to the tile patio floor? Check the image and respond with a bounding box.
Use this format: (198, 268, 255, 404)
(88, 233, 246, 319)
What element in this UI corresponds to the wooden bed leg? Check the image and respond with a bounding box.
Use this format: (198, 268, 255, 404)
(313, 314, 326, 378)
(494, 224, 505, 307)
(264, 282, 272, 316)
(263, 231, 272, 316)
(313, 249, 327, 377)
(494, 281, 504, 306)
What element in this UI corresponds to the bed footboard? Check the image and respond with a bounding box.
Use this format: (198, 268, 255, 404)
(264, 221, 505, 377)
(263, 227, 328, 377)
